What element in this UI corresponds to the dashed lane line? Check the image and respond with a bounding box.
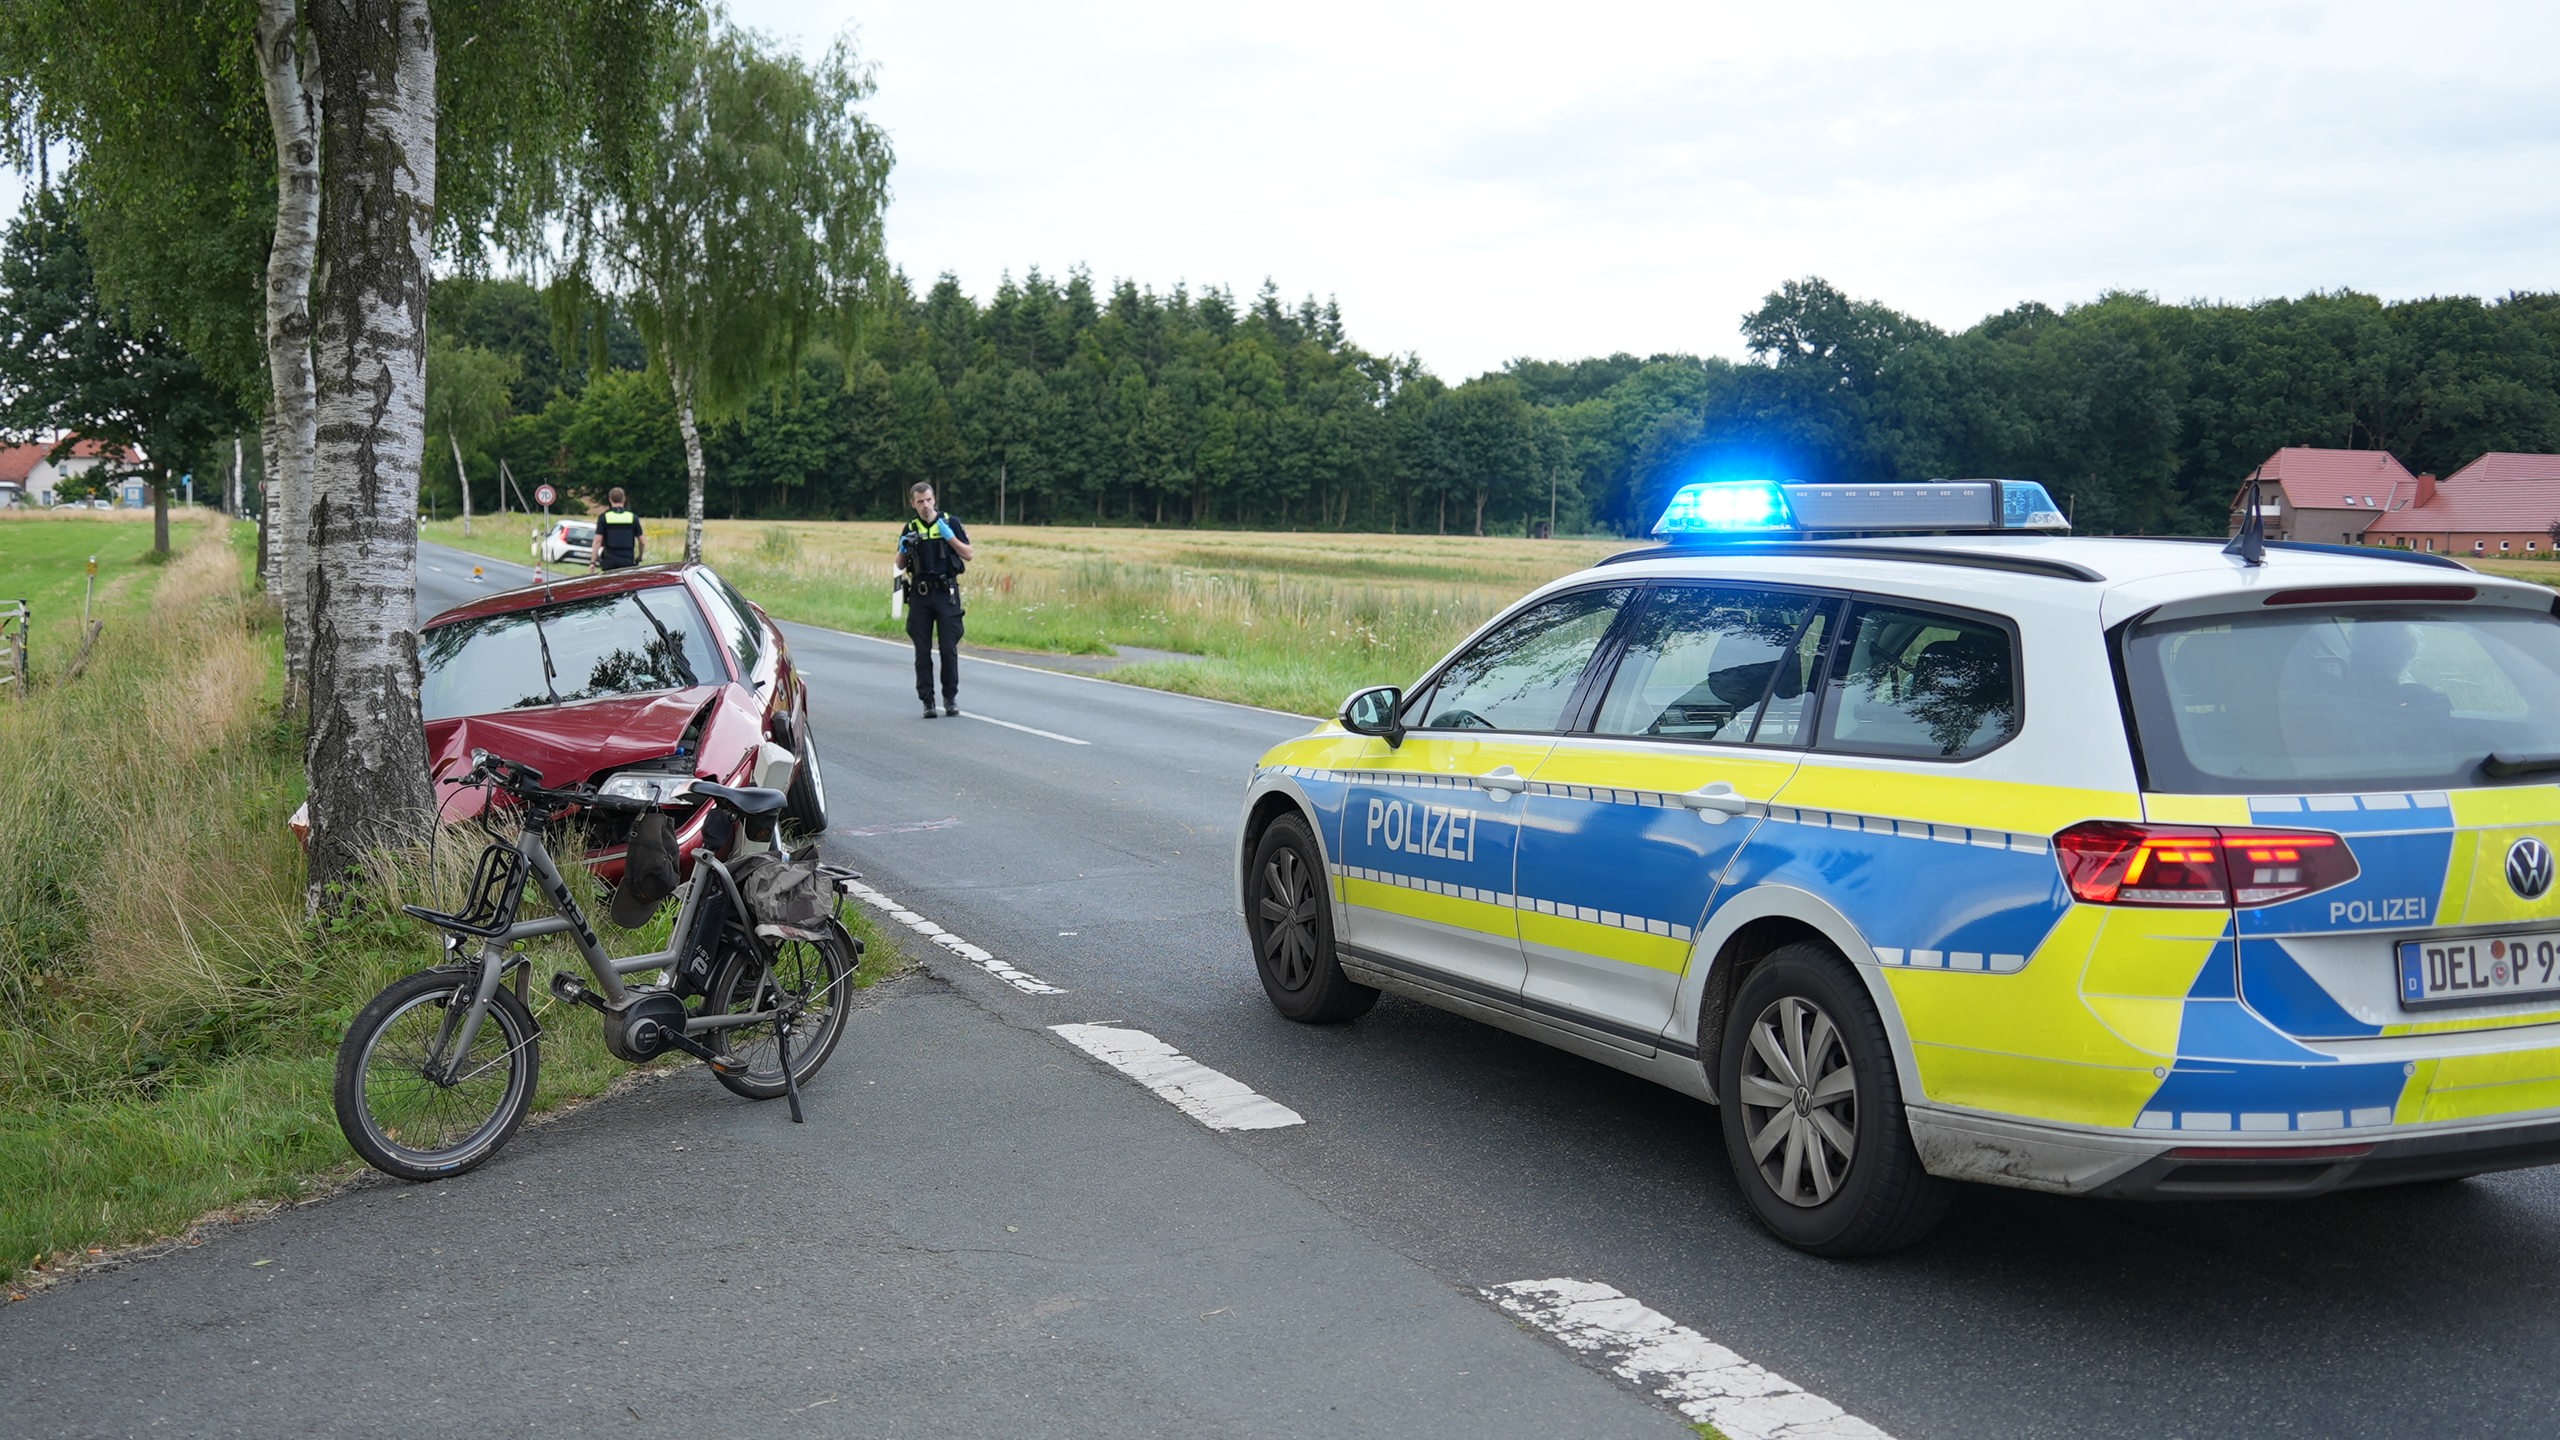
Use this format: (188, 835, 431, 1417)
(1049, 1023, 1306, 1132)
(1485, 1279, 1893, 1440)
(957, 711, 1090, 745)
(838, 878, 1066, 996)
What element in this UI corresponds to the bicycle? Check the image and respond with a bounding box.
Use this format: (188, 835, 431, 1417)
(331, 750, 860, 1181)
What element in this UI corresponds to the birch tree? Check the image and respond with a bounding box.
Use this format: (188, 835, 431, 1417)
(572, 17, 892, 562)
(256, 0, 322, 714)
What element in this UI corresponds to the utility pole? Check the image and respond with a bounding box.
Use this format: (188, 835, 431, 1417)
(998, 459, 1007, 527)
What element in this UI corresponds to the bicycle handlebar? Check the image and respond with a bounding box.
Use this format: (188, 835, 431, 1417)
(455, 749, 688, 819)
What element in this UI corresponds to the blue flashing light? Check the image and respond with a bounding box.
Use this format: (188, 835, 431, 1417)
(1650, 477, 2073, 538)
(1998, 480, 2069, 531)
(1651, 480, 1795, 536)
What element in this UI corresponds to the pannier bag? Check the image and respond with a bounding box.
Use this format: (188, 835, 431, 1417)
(610, 812, 683, 928)
(732, 845, 835, 941)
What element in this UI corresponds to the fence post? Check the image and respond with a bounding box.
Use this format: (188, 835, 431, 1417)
(1, 599, 26, 700)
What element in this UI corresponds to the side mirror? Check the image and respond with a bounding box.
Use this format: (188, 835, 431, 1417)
(1340, 685, 1406, 748)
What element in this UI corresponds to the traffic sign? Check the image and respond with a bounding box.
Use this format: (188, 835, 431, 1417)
(534, 483, 557, 507)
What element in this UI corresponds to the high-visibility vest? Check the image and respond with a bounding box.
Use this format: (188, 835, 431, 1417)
(597, 509, 641, 564)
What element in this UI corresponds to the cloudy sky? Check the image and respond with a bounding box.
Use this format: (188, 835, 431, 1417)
(8, 2, 2551, 379)
(720, 0, 2560, 377)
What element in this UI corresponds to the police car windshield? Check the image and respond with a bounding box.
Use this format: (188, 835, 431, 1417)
(2123, 604, 2560, 793)
(419, 588, 725, 721)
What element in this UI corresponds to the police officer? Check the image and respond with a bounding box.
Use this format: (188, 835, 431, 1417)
(592, 488, 646, 571)
(899, 481, 972, 718)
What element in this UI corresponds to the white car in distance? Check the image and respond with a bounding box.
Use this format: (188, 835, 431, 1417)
(535, 520, 596, 566)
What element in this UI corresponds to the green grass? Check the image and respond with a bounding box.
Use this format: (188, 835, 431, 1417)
(419, 516, 1630, 715)
(0, 511, 906, 1289)
(0, 510, 165, 672)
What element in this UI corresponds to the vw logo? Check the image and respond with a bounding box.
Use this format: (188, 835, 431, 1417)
(2507, 837, 2555, 901)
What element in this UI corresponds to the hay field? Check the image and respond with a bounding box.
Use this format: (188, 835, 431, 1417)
(424, 516, 1635, 715)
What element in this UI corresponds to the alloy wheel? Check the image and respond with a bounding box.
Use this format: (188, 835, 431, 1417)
(1735, 994, 1860, 1207)
(1257, 847, 1320, 991)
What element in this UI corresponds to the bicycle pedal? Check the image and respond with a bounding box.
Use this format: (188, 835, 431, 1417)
(547, 972, 607, 1011)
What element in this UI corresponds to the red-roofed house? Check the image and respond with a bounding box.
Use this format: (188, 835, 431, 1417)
(0, 436, 136, 507)
(2364, 453, 2560, 558)
(2224, 446, 2418, 546)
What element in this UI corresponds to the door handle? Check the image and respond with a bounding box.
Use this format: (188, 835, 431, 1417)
(1474, 766, 1529, 799)
(1679, 781, 1751, 825)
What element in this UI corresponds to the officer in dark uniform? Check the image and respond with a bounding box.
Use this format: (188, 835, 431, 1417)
(592, 487, 645, 571)
(899, 480, 973, 718)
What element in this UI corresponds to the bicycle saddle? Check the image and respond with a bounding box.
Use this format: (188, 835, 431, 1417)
(691, 781, 789, 818)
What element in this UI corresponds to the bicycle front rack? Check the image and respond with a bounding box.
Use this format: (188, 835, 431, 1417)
(402, 840, 531, 938)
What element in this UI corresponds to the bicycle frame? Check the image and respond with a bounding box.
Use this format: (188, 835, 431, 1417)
(425, 820, 785, 1079)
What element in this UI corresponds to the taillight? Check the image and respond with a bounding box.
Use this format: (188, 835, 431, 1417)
(2052, 821, 2358, 909)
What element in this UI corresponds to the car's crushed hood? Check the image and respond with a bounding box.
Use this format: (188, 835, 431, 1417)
(426, 685, 726, 820)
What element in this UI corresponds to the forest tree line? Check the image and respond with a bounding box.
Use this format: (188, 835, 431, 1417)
(427, 269, 2560, 539)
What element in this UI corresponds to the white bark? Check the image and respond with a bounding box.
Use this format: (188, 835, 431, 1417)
(671, 354, 707, 563)
(256, 0, 322, 715)
(304, 0, 438, 899)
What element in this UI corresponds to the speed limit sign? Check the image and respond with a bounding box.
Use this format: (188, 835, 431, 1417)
(534, 483, 557, 507)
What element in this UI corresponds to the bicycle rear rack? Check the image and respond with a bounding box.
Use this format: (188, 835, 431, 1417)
(403, 840, 531, 938)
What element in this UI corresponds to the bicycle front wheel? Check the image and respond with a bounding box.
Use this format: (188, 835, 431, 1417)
(703, 923, 854, 1100)
(333, 969, 540, 1181)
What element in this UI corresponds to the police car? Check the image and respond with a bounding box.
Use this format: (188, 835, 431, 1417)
(1236, 477, 2560, 1254)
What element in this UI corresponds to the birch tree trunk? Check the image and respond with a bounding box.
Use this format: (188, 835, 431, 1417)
(304, 0, 436, 901)
(670, 354, 707, 563)
(256, 0, 322, 717)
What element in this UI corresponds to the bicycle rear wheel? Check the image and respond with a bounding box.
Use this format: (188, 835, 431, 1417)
(334, 969, 540, 1181)
(703, 923, 854, 1100)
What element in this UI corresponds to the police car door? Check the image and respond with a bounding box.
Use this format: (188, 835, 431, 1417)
(1515, 584, 1831, 1053)
(1331, 585, 1635, 1000)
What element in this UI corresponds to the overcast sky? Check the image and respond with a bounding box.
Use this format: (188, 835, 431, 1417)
(717, 0, 2560, 377)
(10, 1, 2553, 379)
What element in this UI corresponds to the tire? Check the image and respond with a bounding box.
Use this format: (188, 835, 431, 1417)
(1247, 813, 1377, 1023)
(334, 969, 540, 1182)
(783, 729, 828, 836)
(703, 920, 855, 1100)
(1717, 941, 1949, 1256)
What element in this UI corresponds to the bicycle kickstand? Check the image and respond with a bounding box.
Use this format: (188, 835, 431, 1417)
(772, 961, 805, 1124)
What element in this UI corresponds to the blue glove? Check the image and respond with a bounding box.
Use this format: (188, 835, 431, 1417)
(932, 517, 954, 540)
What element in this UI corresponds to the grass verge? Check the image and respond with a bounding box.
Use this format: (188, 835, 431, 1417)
(421, 516, 1630, 715)
(0, 511, 904, 1292)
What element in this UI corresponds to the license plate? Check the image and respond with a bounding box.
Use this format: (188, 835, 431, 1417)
(2398, 934, 2560, 1009)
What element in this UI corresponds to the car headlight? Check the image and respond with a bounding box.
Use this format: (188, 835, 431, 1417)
(598, 772, 696, 805)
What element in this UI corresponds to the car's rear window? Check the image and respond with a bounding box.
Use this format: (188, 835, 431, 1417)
(2123, 603, 2560, 793)
(420, 587, 726, 721)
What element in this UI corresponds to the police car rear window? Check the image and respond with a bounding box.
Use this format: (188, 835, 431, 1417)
(2123, 604, 2560, 794)
(1816, 602, 2019, 760)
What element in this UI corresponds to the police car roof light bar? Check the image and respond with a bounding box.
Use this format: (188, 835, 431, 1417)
(1651, 478, 2071, 539)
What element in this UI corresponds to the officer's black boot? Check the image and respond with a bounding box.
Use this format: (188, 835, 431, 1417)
(920, 696, 937, 719)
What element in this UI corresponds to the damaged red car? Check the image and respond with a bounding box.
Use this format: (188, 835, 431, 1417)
(413, 564, 829, 881)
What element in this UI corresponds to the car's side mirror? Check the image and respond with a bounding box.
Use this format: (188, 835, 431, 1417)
(1340, 685, 1406, 748)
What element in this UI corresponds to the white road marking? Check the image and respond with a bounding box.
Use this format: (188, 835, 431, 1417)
(957, 711, 1090, 745)
(1049, 1023, 1304, 1132)
(1484, 1279, 1893, 1440)
(838, 879, 1065, 996)
(841, 816, 963, 837)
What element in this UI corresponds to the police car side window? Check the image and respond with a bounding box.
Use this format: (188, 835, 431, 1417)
(1818, 602, 2018, 760)
(1593, 586, 1828, 745)
(1415, 587, 1630, 733)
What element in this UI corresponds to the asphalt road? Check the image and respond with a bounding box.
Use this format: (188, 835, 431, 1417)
(14, 544, 2560, 1438)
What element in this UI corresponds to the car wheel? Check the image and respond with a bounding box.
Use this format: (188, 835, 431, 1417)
(1246, 813, 1377, 1023)
(784, 729, 828, 836)
(1717, 941, 1949, 1256)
